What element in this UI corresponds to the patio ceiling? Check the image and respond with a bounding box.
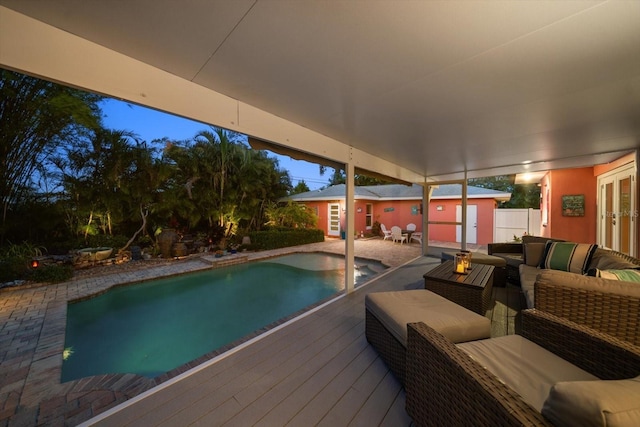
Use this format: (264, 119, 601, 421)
(1, 1, 639, 182)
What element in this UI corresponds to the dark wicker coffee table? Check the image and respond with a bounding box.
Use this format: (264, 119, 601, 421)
(423, 261, 494, 314)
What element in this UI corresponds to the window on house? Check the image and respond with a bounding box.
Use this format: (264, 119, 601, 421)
(366, 203, 373, 229)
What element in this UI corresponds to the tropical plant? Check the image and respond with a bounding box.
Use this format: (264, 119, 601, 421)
(1, 71, 298, 254)
(290, 181, 310, 195)
(0, 69, 102, 244)
(264, 201, 318, 229)
(468, 176, 541, 209)
(0, 241, 46, 282)
(163, 128, 291, 237)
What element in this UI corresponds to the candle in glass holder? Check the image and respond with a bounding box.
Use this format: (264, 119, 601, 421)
(461, 250, 472, 270)
(454, 253, 468, 274)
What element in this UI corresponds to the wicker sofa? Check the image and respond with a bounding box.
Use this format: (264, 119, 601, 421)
(520, 247, 640, 309)
(405, 309, 640, 426)
(488, 235, 566, 285)
(489, 236, 640, 310)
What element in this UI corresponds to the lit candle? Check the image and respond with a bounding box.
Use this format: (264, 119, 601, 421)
(454, 253, 467, 274)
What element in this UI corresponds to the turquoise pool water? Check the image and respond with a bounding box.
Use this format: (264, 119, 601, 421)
(61, 253, 385, 381)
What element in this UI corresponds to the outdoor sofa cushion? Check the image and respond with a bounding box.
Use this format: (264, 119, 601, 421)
(539, 241, 597, 274)
(524, 242, 546, 266)
(457, 335, 598, 413)
(590, 249, 640, 270)
(542, 375, 640, 427)
(365, 290, 490, 346)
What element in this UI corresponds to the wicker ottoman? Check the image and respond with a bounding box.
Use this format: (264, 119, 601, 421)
(365, 290, 491, 385)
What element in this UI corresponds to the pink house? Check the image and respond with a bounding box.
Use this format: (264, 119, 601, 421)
(287, 184, 511, 245)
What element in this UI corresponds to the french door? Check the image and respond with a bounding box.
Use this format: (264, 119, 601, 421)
(598, 164, 636, 255)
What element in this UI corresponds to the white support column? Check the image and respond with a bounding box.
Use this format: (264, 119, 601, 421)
(422, 184, 429, 256)
(345, 160, 355, 293)
(461, 176, 468, 251)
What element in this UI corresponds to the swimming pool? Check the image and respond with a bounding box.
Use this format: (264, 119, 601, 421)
(61, 253, 385, 382)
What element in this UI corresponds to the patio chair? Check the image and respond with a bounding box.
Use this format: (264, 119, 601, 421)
(410, 231, 422, 244)
(406, 223, 417, 232)
(391, 226, 407, 244)
(380, 223, 393, 241)
(406, 309, 640, 426)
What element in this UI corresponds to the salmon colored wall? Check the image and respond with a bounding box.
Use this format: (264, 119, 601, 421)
(372, 200, 423, 233)
(305, 197, 497, 245)
(427, 199, 496, 244)
(305, 201, 328, 233)
(305, 200, 388, 237)
(542, 168, 597, 243)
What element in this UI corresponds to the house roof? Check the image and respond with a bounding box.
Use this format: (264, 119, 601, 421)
(286, 184, 512, 202)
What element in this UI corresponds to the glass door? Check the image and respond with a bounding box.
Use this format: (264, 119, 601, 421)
(598, 164, 636, 254)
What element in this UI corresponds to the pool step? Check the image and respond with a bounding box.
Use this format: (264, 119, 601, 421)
(202, 254, 249, 268)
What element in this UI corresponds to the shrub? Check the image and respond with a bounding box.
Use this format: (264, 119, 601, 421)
(249, 228, 324, 250)
(371, 221, 382, 237)
(31, 264, 74, 283)
(0, 257, 31, 283)
(264, 202, 318, 229)
(0, 242, 45, 282)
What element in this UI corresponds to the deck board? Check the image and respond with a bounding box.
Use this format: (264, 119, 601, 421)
(86, 256, 520, 427)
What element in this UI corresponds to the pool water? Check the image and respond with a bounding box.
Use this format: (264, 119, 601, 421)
(61, 253, 385, 382)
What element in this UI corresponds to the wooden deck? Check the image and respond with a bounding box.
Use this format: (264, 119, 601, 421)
(83, 256, 521, 426)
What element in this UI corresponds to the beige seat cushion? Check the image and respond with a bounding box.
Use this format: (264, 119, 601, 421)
(542, 375, 640, 427)
(458, 335, 598, 412)
(365, 290, 491, 346)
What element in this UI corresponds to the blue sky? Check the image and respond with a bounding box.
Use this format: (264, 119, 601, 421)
(99, 98, 328, 190)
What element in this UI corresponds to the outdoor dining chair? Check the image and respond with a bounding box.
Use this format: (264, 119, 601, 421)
(391, 226, 408, 244)
(380, 223, 393, 241)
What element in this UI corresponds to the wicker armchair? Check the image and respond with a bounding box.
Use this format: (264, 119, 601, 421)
(534, 270, 640, 346)
(405, 309, 640, 427)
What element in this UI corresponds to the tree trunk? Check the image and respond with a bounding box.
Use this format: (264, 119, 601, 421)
(84, 210, 93, 240)
(120, 204, 148, 253)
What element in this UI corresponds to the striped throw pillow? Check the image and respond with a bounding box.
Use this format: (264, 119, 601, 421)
(539, 242, 598, 274)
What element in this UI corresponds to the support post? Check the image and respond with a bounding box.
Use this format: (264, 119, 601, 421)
(345, 161, 355, 293)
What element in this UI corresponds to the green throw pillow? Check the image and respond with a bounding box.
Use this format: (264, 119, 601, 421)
(539, 242, 598, 274)
(587, 268, 640, 282)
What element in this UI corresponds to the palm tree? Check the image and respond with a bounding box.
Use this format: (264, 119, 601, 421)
(193, 127, 247, 233)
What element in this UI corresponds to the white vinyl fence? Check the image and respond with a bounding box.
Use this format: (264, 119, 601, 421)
(493, 208, 541, 243)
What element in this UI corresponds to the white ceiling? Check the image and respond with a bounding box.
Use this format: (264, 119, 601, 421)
(1, 0, 639, 180)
